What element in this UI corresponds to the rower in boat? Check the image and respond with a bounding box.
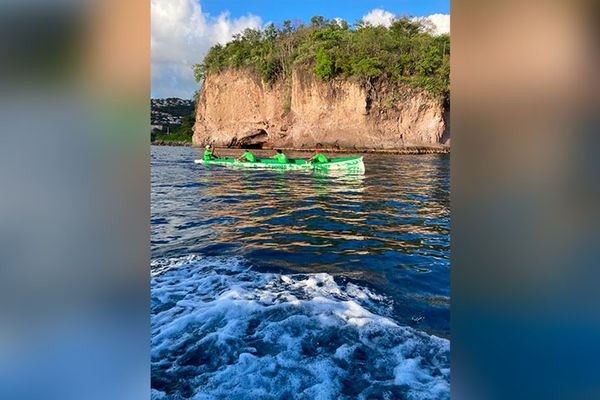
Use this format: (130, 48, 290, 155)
(238, 149, 257, 162)
(309, 149, 329, 164)
(204, 145, 220, 161)
(273, 149, 289, 164)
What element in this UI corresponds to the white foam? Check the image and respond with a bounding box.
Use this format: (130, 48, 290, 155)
(151, 255, 449, 400)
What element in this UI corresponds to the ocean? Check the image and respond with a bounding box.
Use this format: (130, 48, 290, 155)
(151, 146, 450, 399)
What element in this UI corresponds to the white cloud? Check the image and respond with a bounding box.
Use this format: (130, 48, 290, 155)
(332, 17, 345, 27)
(413, 14, 450, 36)
(151, 0, 262, 98)
(361, 8, 450, 36)
(362, 8, 395, 28)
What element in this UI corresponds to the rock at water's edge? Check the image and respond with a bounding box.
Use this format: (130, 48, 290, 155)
(192, 69, 449, 149)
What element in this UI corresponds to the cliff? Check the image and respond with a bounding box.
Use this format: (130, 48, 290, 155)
(192, 68, 449, 150)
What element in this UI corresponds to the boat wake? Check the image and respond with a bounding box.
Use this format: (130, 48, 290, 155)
(151, 256, 449, 400)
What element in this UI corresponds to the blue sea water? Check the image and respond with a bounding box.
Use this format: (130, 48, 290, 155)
(151, 146, 450, 400)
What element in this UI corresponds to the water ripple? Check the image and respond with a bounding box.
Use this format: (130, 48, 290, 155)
(152, 146, 449, 335)
(151, 146, 450, 399)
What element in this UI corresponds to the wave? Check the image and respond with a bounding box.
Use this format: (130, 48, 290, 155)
(151, 255, 449, 400)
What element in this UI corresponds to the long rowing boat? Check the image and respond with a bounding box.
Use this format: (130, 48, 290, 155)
(194, 156, 365, 173)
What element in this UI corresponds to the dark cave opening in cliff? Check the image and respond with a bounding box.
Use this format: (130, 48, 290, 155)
(231, 129, 268, 149)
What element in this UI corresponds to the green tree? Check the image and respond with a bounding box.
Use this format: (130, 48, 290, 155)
(314, 47, 334, 80)
(310, 16, 327, 30)
(192, 16, 450, 100)
(351, 57, 383, 79)
(193, 64, 206, 83)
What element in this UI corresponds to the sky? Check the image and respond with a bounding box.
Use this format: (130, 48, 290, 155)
(151, 0, 450, 99)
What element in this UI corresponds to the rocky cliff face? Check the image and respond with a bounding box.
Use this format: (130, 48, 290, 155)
(193, 69, 449, 149)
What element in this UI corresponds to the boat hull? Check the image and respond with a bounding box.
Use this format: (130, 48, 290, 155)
(194, 156, 365, 173)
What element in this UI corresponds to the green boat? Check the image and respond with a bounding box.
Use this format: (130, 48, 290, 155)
(194, 156, 365, 173)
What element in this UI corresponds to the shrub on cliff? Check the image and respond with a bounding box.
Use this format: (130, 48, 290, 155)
(315, 47, 335, 80)
(194, 16, 449, 100)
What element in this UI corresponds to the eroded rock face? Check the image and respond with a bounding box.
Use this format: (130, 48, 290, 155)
(192, 68, 449, 149)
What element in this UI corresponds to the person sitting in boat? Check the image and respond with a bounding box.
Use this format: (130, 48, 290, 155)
(273, 149, 289, 164)
(309, 149, 329, 163)
(238, 149, 256, 162)
(204, 144, 219, 161)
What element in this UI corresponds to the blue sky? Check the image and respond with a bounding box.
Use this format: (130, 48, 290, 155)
(151, 0, 450, 99)
(200, 0, 449, 25)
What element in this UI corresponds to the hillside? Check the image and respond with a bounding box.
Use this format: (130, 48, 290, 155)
(151, 98, 195, 142)
(192, 16, 450, 150)
(151, 98, 194, 129)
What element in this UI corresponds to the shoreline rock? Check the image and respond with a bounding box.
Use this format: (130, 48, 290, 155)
(152, 142, 449, 154)
(151, 140, 192, 147)
(193, 68, 450, 149)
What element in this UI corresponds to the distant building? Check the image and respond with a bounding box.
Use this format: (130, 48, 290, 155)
(150, 98, 194, 136)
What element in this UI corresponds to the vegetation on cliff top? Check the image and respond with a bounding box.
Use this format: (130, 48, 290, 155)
(193, 16, 449, 100)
